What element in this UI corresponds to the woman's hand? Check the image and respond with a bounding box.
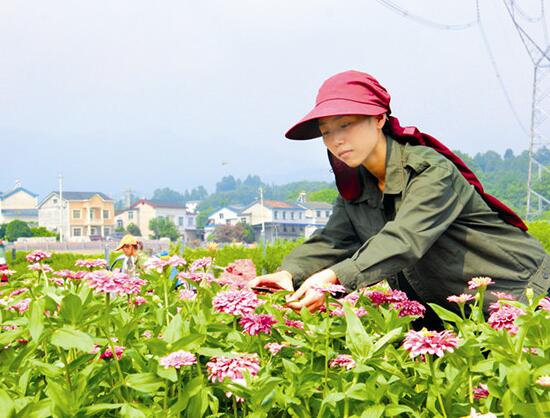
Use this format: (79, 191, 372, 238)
(286, 269, 339, 313)
(247, 271, 294, 293)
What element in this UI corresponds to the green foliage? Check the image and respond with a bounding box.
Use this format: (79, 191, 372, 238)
(527, 221, 550, 253)
(308, 188, 338, 204)
(30, 226, 57, 238)
(210, 223, 255, 244)
(149, 217, 179, 241)
(151, 187, 186, 204)
(126, 223, 142, 236)
(5, 220, 32, 242)
(0, 224, 5, 239)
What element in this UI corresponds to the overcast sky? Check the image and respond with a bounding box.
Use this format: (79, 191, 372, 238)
(0, 0, 546, 201)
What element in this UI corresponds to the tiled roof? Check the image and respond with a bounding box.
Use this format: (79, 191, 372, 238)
(1, 209, 38, 216)
(131, 199, 187, 209)
(299, 201, 334, 210)
(262, 200, 305, 210)
(50, 191, 113, 201)
(1, 187, 38, 200)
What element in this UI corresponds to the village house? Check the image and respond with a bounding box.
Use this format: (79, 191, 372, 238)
(115, 199, 199, 242)
(0, 185, 39, 225)
(38, 192, 115, 242)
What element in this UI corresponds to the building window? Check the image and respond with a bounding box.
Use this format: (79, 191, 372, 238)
(226, 219, 231, 225)
(219, 213, 224, 220)
(73, 209, 81, 219)
(188, 217, 194, 227)
(103, 210, 109, 219)
(179, 216, 184, 226)
(53, 198, 58, 204)
(128, 211, 134, 220)
(282, 212, 286, 220)
(273, 211, 278, 220)
(104, 227, 111, 236)
(283, 226, 287, 232)
(89, 210, 94, 220)
(73, 227, 82, 237)
(299, 212, 303, 219)
(291, 212, 294, 220)
(316, 210, 321, 217)
(291, 226, 295, 232)
(116, 219, 123, 228)
(240, 217, 247, 224)
(326, 211, 330, 217)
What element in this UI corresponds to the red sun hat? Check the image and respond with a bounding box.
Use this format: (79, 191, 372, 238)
(285, 70, 391, 140)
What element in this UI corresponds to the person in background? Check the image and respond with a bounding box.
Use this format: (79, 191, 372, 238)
(249, 70, 550, 329)
(111, 234, 144, 276)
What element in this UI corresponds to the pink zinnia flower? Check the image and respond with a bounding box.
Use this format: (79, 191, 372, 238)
(133, 296, 147, 306)
(86, 270, 147, 296)
(206, 355, 260, 384)
(468, 409, 497, 418)
(468, 277, 495, 290)
(536, 375, 550, 387)
(2, 270, 16, 277)
(9, 288, 29, 297)
(264, 342, 288, 355)
(100, 345, 125, 360)
(491, 291, 515, 300)
(143, 257, 169, 273)
(447, 294, 475, 304)
(178, 271, 214, 283)
(523, 347, 539, 355)
(56, 270, 86, 280)
(342, 292, 360, 305)
(473, 383, 489, 399)
(403, 329, 460, 358)
(179, 289, 196, 301)
(538, 297, 550, 313)
(487, 304, 525, 336)
(8, 298, 31, 314)
(76, 259, 108, 269)
(393, 300, 426, 317)
(329, 354, 356, 370)
(189, 257, 212, 272)
(49, 277, 64, 286)
(355, 306, 368, 317)
(3, 325, 17, 331)
(240, 314, 277, 336)
(142, 330, 152, 339)
(365, 289, 407, 306)
(284, 319, 304, 329)
(159, 350, 197, 368)
(25, 250, 50, 263)
(28, 263, 53, 273)
(311, 283, 347, 296)
(212, 289, 260, 316)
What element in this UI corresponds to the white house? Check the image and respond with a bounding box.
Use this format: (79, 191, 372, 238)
(115, 199, 199, 242)
(0, 186, 39, 225)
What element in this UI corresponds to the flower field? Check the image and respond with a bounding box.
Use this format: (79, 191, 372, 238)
(0, 250, 549, 417)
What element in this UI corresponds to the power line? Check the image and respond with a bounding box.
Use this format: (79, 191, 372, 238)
(374, 0, 477, 30)
(511, 0, 544, 23)
(476, 0, 530, 136)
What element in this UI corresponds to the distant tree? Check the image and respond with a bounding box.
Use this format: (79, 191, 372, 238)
(504, 148, 514, 160)
(126, 223, 142, 236)
(243, 175, 262, 188)
(115, 225, 125, 233)
(216, 176, 239, 193)
(535, 146, 550, 165)
(5, 220, 32, 242)
(152, 187, 186, 203)
(149, 217, 179, 241)
(0, 224, 5, 240)
(308, 189, 338, 204)
(30, 226, 57, 238)
(211, 223, 253, 243)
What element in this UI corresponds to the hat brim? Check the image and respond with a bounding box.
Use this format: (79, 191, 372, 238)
(285, 99, 387, 140)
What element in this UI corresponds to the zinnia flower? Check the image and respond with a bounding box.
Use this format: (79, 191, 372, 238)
(468, 277, 495, 290)
(8, 298, 31, 314)
(403, 328, 459, 358)
(76, 259, 108, 269)
(25, 250, 50, 263)
(468, 409, 497, 418)
(311, 283, 347, 296)
(28, 263, 53, 273)
(536, 375, 550, 387)
(206, 355, 260, 384)
(473, 383, 489, 399)
(179, 289, 196, 301)
(487, 304, 524, 335)
(49, 277, 64, 286)
(100, 345, 125, 360)
(142, 330, 152, 339)
(9, 288, 29, 297)
(56, 270, 86, 280)
(365, 288, 408, 306)
(133, 296, 147, 306)
(159, 350, 197, 368)
(393, 300, 426, 317)
(189, 257, 212, 272)
(284, 319, 304, 329)
(86, 270, 147, 296)
(240, 314, 277, 336)
(212, 289, 260, 316)
(1, 270, 16, 277)
(447, 294, 475, 304)
(538, 297, 550, 313)
(329, 354, 356, 370)
(264, 342, 288, 355)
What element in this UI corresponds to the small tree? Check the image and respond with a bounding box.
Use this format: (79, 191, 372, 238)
(5, 220, 32, 242)
(149, 217, 179, 241)
(30, 226, 57, 238)
(126, 223, 142, 236)
(0, 224, 5, 240)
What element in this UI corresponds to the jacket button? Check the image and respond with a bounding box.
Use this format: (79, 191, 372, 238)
(543, 272, 549, 280)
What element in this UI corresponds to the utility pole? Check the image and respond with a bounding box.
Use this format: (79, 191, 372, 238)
(259, 187, 267, 274)
(58, 173, 64, 243)
(503, 1, 550, 219)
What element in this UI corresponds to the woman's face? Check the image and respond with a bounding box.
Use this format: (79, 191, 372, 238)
(319, 114, 385, 168)
(122, 244, 136, 257)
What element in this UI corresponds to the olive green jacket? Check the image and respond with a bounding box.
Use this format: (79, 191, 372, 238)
(281, 136, 550, 312)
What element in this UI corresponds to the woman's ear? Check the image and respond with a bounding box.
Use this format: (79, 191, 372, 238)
(376, 113, 387, 129)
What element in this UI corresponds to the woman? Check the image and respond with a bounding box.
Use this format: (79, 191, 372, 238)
(111, 234, 145, 276)
(249, 70, 550, 324)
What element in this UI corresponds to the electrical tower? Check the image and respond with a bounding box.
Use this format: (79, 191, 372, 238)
(504, 0, 550, 219)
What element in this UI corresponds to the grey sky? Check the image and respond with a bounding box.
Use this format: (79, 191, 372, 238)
(0, 1, 543, 201)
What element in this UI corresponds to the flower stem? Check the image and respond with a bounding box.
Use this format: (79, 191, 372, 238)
(324, 295, 330, 397)
(427, 356, 447, 418)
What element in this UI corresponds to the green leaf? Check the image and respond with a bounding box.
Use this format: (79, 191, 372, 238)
(126, 373, 164, 393)
(345, 383, 368, 401)
(120, 404, 146, 418)
(0, 389, 15, 418)
(80, 403, 124, 415)
(51, 327, 94, 353)
(14, 399, 51, 418)
(506, 364, 529, 401)
(371, 327, 402, 355)
(164, 314, 183, 344)
(28, 299, 44, 341)
(59, 294, 83, 325)
(360, 405, 385, 418)
(385, 405, 418, 416)
(344, 303, 372, 359)
(156, 365, 178, 382)
(427, 303, 463, 324)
